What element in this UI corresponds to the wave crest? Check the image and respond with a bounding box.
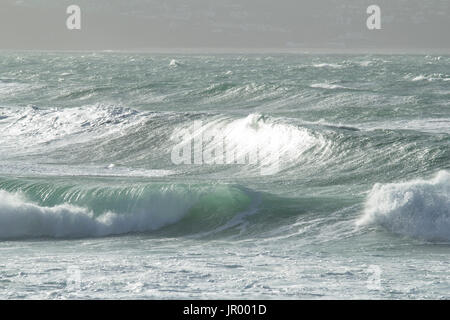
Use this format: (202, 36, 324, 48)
(357, 171, 450, 241)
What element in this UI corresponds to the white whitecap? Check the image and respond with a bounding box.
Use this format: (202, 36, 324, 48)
(357, 171, 450, 241)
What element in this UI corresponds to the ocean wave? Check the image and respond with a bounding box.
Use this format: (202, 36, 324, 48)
(406, 73, 450, 82)
(310, 83, 349, 90)
(56, 86, 115, 100)
(195, 82, 286, 103)
(361, 118, 450, 134)
(312, 63, 343, 69)
(169, 59, 182, 67)
(171, 113, 327, 175)
(0, 162, 174, 178)
(1, 105, 329, 176)
(0, 81, 33, 96)
(0, 104, 142, 151)
(0, 182, 254, 239)
(357, 171, 450, 241)
(357, 61, 373, 67)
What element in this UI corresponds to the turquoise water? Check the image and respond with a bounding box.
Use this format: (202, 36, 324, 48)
(0, 53, 449, 299)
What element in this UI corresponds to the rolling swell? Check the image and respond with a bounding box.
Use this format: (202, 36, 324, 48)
(1, 104, 448, 189)
(0, 105, 330, 177)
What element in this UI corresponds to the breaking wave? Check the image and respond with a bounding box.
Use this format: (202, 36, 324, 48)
(357, 171, 450, 241)
(0, 181, 255, 239)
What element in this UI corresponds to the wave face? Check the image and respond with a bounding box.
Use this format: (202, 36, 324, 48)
(0, 180, 254, 239)
(358, 171, 450, 241)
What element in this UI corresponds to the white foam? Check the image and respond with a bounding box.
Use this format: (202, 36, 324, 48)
(0, 82, 33, 96)
(0, 104, 143, 153)
(0, 189, 196, 239)
(171, 113, 326, 175)
(358, 61, 372, 67)
(169, 59, 180, 67)
(412, 75, 428, 82)
(357, 171, 450, 241)
(221, 114, 321, 168)
(312, 63, 343, 69)
(310, 83, 347, 90)
(408, 73, 450, 82)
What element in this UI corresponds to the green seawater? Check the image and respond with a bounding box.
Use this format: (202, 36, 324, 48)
(0, 53, 449, 299)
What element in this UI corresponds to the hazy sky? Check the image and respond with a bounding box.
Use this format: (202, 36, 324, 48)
(1, 0, 449, 52)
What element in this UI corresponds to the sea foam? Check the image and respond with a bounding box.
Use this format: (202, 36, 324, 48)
(310, 83, 347, 90)
(171, 113, 326, 175)
(357, 171, 450, 241)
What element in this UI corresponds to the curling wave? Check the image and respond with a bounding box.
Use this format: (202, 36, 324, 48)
(0, 180, 255, 239)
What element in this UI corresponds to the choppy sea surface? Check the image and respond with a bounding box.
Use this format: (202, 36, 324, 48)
(0, 53, 449, 299)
